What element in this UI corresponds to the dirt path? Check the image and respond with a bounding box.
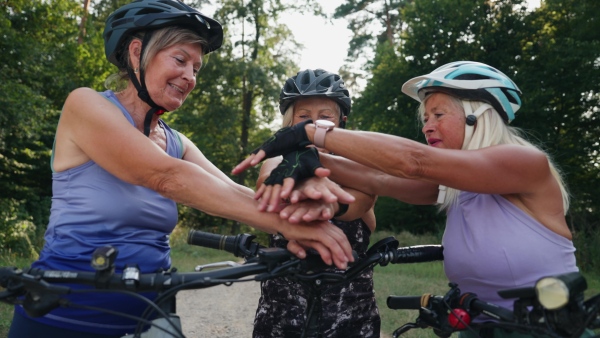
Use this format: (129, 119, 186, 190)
(177, 281, 392, 338)
(177, 281, 261, 337)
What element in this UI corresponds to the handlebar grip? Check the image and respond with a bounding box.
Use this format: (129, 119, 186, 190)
(0, 267, 18, 286)
(387, 295, 424, 310)
(187, 230, 238, 254)
(468, 298, 515, 322)
(393, 245, 443, 264)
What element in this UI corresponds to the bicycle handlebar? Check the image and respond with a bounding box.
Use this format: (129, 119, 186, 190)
(387, 276, 600, 338)
(187, 230, 262, 258)
(387, 293, 514, 322)
(0, 231, 444, 338)
(0, 232, 443, 319)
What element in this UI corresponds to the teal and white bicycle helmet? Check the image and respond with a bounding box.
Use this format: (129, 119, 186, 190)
(401, 61, 522, 124)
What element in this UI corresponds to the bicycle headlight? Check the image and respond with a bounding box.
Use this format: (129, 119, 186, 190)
(535, 272, 587, 310)
(91, 246, 118, 271)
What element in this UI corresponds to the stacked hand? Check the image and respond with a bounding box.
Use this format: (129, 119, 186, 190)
(264, 147, 324, 185)
(255, 118, 312, 156)
(233, 119, 314, 175)
(233, 122, 355, 266)
(258, 176, 354, 221)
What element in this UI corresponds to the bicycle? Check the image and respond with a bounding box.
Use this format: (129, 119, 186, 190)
(0, 230, 443, 338)
(387, 271, 600, 338)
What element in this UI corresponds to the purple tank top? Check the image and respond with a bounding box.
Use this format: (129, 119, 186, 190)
(16, 90, 183, 335)
(443, 192, 578, 313)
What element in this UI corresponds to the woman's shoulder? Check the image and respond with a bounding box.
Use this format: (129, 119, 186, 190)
(64, 88, 107, 107)
(68, 87, 103, 97)
(63, 88, 115, 114)
(476, 143, 549, 172)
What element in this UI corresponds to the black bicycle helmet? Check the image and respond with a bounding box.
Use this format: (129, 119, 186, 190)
(279, 69, 351, 118)
(102, 0, 223, 136)
(104, 0, 223, 68)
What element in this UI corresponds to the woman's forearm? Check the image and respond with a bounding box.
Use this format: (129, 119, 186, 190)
(321, 153, 437, 205)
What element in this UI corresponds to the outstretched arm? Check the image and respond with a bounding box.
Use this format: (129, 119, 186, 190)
(56, 88, 354, 269)
(319, 153, 438, 205)
(235, 122, 551, 197)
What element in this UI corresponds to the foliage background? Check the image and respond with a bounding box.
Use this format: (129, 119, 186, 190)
(0, 0, 598, 272)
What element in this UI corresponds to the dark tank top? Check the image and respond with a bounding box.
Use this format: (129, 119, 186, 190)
(253, 218, 381, 338)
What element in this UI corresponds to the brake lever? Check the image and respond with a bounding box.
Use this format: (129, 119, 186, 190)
(392, 322, 419, 338)
(365, 236, 399, 257)
(3, 268, 72, 317)
(0, 289, 21, 304)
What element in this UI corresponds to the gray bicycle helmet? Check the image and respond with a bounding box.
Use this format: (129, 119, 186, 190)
(104, 0, 223, 68)
(401, 61, 522, 124)
(280, 69, 351, 120)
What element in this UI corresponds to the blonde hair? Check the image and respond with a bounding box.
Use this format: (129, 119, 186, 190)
(418, 95, 570, 212)
(281, 99, 343, 128)
(105, 26, 207, 90)
(281, 104, 295, 127)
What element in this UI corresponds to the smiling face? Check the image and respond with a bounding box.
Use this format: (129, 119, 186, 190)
(292, 97, 343, 127)
(421, 92, 466, 150)
(144, 43, 203, 111)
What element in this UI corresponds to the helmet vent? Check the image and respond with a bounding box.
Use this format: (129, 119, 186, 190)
(103, 0, 223, 68)
(454, 74, 490, 81)
(278, 69, 351, 117)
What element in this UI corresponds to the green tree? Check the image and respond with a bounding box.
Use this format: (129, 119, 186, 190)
(164, 0, 323, 232)
(333, 0, 410, 89)
(339, 0, 530, 233)
(517, 0, 600, 271)
(0, 0, 114, 253)
(337, 0, 600, 271)
(1, 0, 71, 252)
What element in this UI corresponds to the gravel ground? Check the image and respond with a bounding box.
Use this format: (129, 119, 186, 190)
(176, 281, 392, 338)
(177, 281, 261, 337)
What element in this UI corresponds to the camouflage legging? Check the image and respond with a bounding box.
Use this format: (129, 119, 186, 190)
(253, 218, 380, 338)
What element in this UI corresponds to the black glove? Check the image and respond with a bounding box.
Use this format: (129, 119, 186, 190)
(251, 119, 313, 159)
(264, 147, 323, 186)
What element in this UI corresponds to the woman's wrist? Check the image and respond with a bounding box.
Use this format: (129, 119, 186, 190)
(305, 123, 316, 144)
(333, 201, 349, 218)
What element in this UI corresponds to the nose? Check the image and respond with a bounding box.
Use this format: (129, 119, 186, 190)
(422, 119, 435, 135)
(182, 65, 196, 83)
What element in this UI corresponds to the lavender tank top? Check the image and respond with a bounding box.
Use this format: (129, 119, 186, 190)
(17, 90, 184, 335)
(443, 192, 578, 312)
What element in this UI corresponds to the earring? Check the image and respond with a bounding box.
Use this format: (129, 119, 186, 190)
(134, 68, 139, 74)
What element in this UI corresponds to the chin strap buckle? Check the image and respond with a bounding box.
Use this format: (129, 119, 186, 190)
(436, 185, 447, 205)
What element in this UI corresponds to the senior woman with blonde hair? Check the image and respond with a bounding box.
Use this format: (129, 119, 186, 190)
(236, 61, 582, 338)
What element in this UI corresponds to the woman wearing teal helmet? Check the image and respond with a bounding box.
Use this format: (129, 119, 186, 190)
(235, 61, 585, 338)
(7, 2, 353, 337)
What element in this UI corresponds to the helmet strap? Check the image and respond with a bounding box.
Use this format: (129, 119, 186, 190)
(436, 185, 447, 205)
(461, 102, 493, 149)
(339, 115, 347, 129)
(143, 107, 165, 137)
(126, 31, 167, 137)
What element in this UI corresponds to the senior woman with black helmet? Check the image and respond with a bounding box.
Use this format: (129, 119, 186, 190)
(235, 61, 583, 338)
(7, 2, 352, 337)
(252, 69, 380, 338)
